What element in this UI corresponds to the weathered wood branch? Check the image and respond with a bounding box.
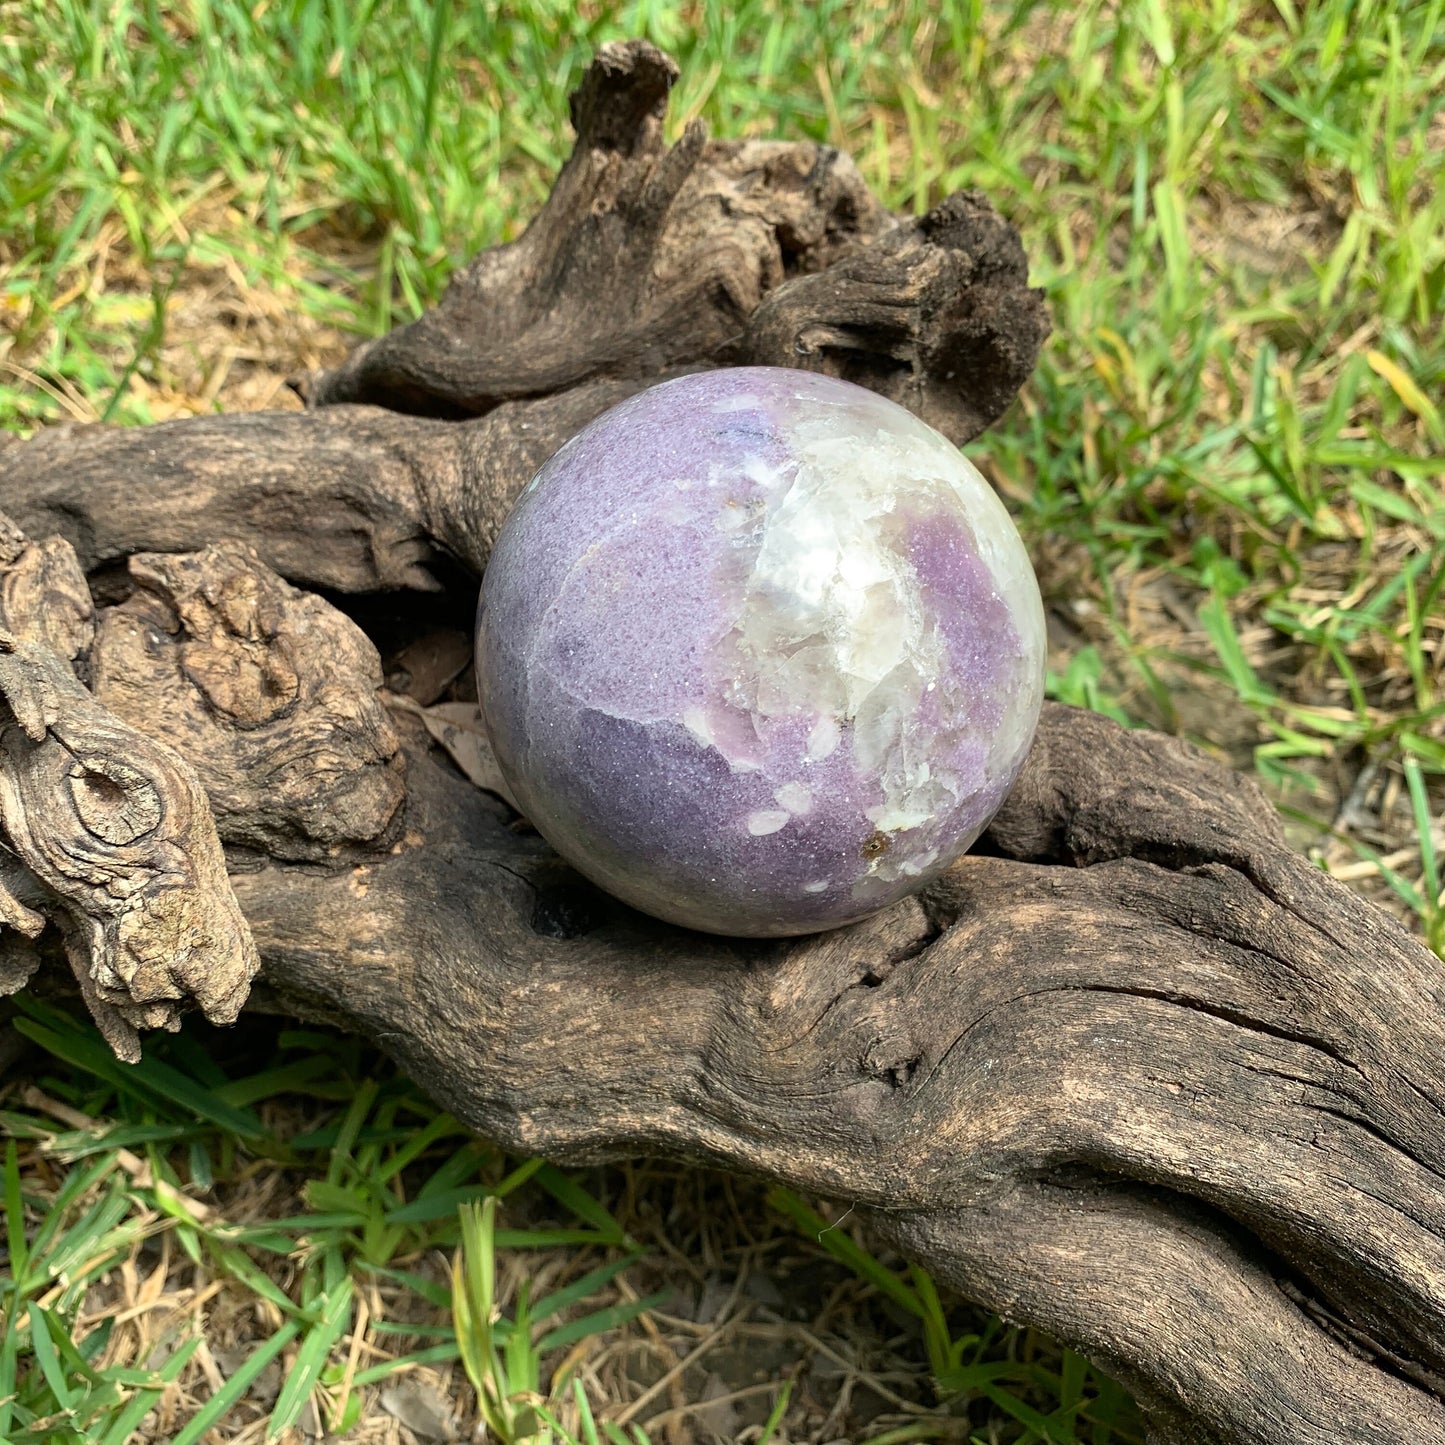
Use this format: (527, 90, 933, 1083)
(0, 180, 1044, 596)
(296, 39, 893, 415)
(0, 385, 633, 593)
(0, 36, 1439, 1444)
(57, 538, 1445, 1439)
(0, 520, 257, 1059)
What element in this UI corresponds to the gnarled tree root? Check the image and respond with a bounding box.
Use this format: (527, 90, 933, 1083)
(0, 519, 257, 1059)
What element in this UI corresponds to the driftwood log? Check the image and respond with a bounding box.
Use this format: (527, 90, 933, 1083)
(2, 39, 1443, 1445)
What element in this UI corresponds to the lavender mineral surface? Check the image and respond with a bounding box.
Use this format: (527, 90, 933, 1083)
(476, 367, 1046, 936)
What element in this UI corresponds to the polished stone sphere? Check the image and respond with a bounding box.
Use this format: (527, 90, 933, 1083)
(476, 367, 1045, 936)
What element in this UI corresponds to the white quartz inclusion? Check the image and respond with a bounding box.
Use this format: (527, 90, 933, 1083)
(705, 393, 1045, 873)
(773, 782, 813, 814)
(746, 809, 792, 836)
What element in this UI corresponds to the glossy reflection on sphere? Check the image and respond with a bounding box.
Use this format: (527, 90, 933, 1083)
(476, 367, 1046, 937)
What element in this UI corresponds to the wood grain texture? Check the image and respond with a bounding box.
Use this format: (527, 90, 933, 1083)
(0, 519, 257, 1059)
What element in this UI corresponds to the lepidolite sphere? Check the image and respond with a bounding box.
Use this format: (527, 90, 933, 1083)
(477, 367, 1045, 937)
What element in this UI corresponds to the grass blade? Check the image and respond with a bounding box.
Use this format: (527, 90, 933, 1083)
(535, 1290, 669, 1354)
(171, 1320, 300, 1445)
(268, 1278, 354, 1437)
(767, 1187, 925, 1320)
(5, 1140, 28, 1284)
(26, 1301, 76, 1411)
(96, 1337, 201, 1445)
(534, 1165, 628, 1244)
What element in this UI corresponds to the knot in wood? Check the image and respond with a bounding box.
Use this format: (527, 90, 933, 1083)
(67, 756, 162, 845)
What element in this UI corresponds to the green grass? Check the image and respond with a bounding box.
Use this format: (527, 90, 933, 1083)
(1, 999, 672, 1442)
(1, 0, 1443, 1438)
(2, 996, 1143, 1443)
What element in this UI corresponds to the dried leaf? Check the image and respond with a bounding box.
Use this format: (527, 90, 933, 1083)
(420, 701, 521, 812)
(379, 1374, 459, 1443)
(387, 629, 473, 705)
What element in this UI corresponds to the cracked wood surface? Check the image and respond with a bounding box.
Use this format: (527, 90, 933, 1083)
(0, 519, 257, 1059)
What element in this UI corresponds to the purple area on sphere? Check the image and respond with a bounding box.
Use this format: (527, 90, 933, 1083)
(518, 680, 879, 928)
(904, 507, 1014, 721)
(477, 367, 1042, 936)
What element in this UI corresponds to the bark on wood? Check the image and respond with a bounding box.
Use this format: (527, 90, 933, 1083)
(0, 36, 1439, 1445)
(296, 39, 894, 415)
(0, 519, 257, 1059)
